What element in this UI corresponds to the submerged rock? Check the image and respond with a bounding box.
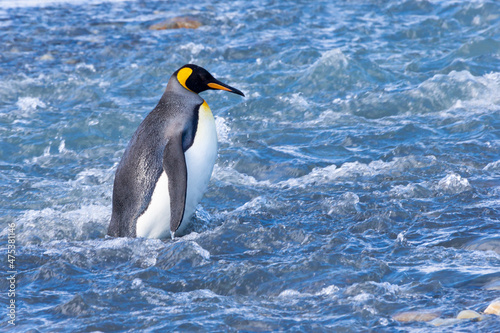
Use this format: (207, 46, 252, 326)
(464, 237, 500, 254)
(429, 318, 461, 326)
(392, 311, 440, 322)
(484, 280, 500, 291)
(395, 309, 485, 326)
(149, 17, 202, 30)
(39, 53, 54, 61)
(484, 299, 500, 315)
(457, 310, 483, 321)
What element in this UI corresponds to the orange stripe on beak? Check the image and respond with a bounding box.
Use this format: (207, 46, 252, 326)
(207, 82, 232, 92)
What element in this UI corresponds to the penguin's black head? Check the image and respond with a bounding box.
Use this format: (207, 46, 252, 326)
(175, 64, 245, 97)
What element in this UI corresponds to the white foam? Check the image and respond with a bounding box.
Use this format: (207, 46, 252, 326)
(76, 63, 96, 73)
(436, 173, 471, 194)
(484, 160, 500, 171)
(38, 237, 165, 270)
(212, 164, 271, 188)
(279, 93, 310, 110)
(271, 145, 314, 161)
(215, 155, 439, 192)
(351, 292, 372, 302)
(0, 0, 128, 8)
(315, 48, 349, 69)
(298, 48, 350, 90)
(396, 232, 407, 245)
(420, 71, 500, 113)
(190, 241, 210, 260)
(58, 140, 67, 153)
(215, 116, 231, 144)
(231, 196, 269, 214)
(322, 192, 360, 216)
(390, 184, 418, 198)
(16, 97, 46, 112)
(389, 182, 433, 199)
(345, 282, 402, 305)
(73, 167, 115, 185)
(14, 204, 110, 244)
(188, 289, 220, 299)
(179, 43, 208, 56)
(181, 230, 201, 241)
(277, 285, 340, 299)
(278, 289, 305, 298)
(131, 278, 143, 288)
(278, 155, 437, 189)
(416, 262, 499, 275)
(317, 285, 340, 296)
(278, 164, 337, 188)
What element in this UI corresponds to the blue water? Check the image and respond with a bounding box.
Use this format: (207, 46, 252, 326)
(1, 0, 500, 331)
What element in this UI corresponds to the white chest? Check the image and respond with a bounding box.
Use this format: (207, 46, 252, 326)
(136, 101, 218, 238)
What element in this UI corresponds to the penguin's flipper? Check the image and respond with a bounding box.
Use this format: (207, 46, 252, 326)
(162, 136, 187, 234)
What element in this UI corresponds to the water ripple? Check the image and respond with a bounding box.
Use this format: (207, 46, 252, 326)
(1, 0, 499, 331)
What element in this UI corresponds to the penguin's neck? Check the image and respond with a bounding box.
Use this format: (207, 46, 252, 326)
(163, 77, 204, 104)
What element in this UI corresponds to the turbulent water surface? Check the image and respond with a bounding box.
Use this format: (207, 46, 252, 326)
(1, 0, 500, 331)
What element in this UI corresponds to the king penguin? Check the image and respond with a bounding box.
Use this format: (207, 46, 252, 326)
(107, 64, 244, 239)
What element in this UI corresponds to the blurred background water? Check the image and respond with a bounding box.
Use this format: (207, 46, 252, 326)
(1, 0, 500, 331)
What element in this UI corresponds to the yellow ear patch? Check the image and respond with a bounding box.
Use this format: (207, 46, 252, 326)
(177, 67, 193, 91)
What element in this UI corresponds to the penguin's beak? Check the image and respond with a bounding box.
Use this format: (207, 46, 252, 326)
(207, 79, 245, 97)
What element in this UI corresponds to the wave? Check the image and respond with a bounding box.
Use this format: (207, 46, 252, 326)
(0, 0, 129, 9)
